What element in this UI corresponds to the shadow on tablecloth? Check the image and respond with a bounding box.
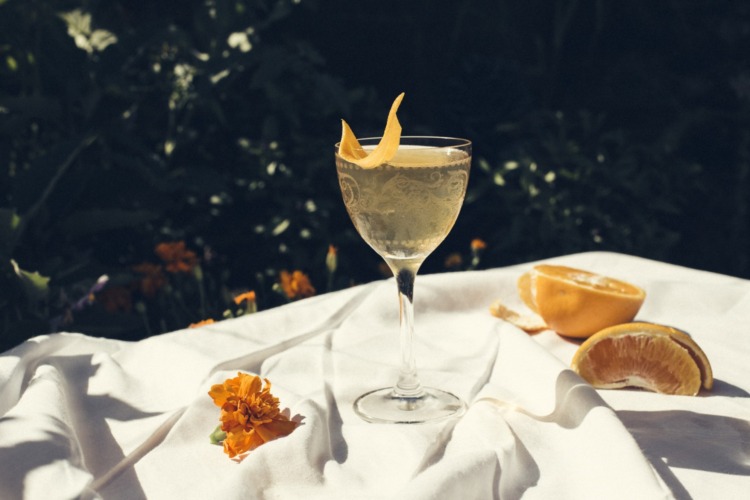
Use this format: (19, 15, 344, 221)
(618, 406, 750, 500)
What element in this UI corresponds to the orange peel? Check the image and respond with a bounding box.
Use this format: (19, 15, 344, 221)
(338, 92, 405, 168)
(489, 299, 547, 334)
(338, 120, 366, 161)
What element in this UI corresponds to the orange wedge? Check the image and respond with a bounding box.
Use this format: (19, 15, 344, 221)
(338, 92, 404, 168)
(518, 264, 645, 338)
(571, 322, 713, 395)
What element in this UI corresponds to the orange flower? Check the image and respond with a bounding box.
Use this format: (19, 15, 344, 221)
(233, 291, 257, 306)
(208, 373, 297, 458)
(471, 239, 487, 251)
(190, 318, 215, 328)
(155, 241, 199, 273)
(279, 270, 316, 300)
(234, 291, 257, 314)
(132, 262, 167, 297)
(444, 252, 463, 269)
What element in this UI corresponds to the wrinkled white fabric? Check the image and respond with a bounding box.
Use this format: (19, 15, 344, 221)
(1, 252, 748, 499)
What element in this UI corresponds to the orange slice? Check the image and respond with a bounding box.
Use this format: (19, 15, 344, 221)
(571, 322, 713, 395)
(519, 264, 645, 338)
(338, 92, 404, 168)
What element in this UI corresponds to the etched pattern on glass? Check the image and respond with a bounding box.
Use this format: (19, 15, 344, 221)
(336, 160, 470, 258)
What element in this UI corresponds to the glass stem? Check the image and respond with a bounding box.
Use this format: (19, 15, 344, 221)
(393, 268, 424, 398)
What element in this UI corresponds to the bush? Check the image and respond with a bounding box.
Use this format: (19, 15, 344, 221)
(1, 0, 748, 351)
(0, 0, 371, 348)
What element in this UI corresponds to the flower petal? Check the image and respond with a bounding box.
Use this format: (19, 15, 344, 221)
(208, 383, 232, 406)
(238, 373, 262, 398)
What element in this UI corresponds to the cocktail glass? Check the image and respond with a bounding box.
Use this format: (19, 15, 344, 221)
(335, 136, 472, 423)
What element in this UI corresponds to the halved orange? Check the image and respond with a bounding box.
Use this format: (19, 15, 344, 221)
(517, 271, 537, 313)
(571, 322, 713, 395)
(518, 264, 646, 338)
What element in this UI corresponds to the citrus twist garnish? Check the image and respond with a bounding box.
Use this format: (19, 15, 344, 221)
(571, 322, 713, 395)
(518, 264, 646, 338)
(338, 92, 405, 168)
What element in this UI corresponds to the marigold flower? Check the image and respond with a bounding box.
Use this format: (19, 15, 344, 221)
(132, 262, 167, 297)
(155, 241, 199, 273)
(471, 238, 487, 251)
(190, 318, 215, 328)
(208, 373, 297, 458)
(279, 270, 316, 300)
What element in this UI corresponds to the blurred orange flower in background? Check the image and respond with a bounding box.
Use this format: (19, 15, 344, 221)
(444, 252, 463, 269)
(234, 291, 257, 314)
(279, 270, 316, 300)
(155, 241, 199, 273)
(189, 318, 215, 328)
(208, 372, 297, 458)
(233, 291, 256, 305)
(132, 262, 167, 297)
(471, 239, 487, 251)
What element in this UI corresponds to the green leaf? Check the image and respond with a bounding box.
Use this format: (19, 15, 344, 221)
(10, 259, 50, 302)
(209, 425, 226, 445)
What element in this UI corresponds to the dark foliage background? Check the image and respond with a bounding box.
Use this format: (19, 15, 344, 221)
(2, 0, 749, 351)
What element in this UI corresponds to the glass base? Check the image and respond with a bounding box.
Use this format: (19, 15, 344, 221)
(353, 387, 466, 424)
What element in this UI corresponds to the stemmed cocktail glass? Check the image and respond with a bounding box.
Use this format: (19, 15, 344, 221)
(335, 136, 471, 423)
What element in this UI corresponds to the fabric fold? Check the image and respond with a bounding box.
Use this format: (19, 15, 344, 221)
(2, 252, 748, 499)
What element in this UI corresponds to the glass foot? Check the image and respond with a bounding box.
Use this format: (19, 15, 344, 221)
(353, 387, 466, 424)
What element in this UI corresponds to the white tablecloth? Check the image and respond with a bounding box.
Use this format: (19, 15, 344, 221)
(1, 252, 749, 499)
